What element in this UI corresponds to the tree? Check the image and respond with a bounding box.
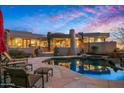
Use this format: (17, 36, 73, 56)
(112, 23, 124, 45)
(112, 23, 124, 67)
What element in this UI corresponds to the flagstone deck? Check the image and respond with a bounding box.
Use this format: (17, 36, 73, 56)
(28, 57, 124, 88)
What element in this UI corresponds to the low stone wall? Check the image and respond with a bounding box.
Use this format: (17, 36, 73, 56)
(58, 48, 81, 56)
(9, 47, 48, 54)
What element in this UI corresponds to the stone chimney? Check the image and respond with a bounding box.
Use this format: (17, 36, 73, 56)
(47, 32, 52, 52)
(69, 29, 76, 55)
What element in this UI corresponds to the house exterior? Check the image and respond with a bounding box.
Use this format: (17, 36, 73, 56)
(4, 29, 48, 53)
(5, 29, 117, 55)
(48, 29, 116, 55)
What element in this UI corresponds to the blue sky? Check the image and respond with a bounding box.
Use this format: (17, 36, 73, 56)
(1, 5, 124, 35)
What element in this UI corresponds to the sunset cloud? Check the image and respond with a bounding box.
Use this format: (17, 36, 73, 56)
(84, 6, 101, 16)
(2, 5, 124, 34)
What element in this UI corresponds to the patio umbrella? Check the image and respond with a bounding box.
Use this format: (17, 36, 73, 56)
(0, 9, 6, 54)
(0, 9, 7, 85)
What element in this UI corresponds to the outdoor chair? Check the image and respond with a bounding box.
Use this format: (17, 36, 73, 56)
(2, 52, 25, 63)
(4, 67, 41, 88)
(1, 52, 33, 71)
(34, 67, 53, 88)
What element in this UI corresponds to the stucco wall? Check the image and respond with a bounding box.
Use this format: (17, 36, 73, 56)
(84, 41, 117, 54)
(58, 48, 81, 56)
(9, 41, 116, 55)
(58, 41, 117, 55)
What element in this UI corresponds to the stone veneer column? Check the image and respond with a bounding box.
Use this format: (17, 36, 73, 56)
(69, 29, 76, 55)
(4, 29, 10, 51)
(47, 32, 52, 52)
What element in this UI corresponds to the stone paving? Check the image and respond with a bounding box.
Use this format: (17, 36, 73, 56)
(28, 57, 124, 88)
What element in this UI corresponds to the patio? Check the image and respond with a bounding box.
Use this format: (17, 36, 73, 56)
(27, 57, 124, 88)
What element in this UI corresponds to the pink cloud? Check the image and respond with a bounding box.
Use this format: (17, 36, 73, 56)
(119, 6, 124, 11)
(68, 12, 88, 18)
(84, 6, 101, 16)
(98, 6, 108, 13)
(51, 14, 64, 21)
(50, 8, 89, 22)
(108, 5, 117, 11)
(68, 8, 89, 17)
(80, 15, 124, 33)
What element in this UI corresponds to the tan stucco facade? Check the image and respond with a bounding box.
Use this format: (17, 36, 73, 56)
(5, 29, 116, 55)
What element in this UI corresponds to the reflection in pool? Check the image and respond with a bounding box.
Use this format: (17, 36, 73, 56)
(43, 58, 124, 80)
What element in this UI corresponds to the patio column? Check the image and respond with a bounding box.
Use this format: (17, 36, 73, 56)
(4, 29, 10, 50)
(47, 32, 52, 52)
(70, 29, 76, 55)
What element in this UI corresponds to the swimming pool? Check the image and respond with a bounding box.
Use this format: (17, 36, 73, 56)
(43, 58, 124, 80)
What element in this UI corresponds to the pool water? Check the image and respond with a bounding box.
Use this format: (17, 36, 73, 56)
(83, 69, 124, 80)
(43, 58, 124, 80)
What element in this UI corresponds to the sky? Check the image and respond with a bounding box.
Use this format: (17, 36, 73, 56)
(1, 5, 124, 36)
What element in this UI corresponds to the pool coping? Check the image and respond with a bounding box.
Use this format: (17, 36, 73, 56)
(40, 56, 124, 80)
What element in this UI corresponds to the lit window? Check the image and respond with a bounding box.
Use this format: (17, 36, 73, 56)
(31, 39, 36, 46)
(15, 38, 23, 48)
(89, 38, 94, 42)
(83, 37, 88, 43)
(97, 38, 102, 42)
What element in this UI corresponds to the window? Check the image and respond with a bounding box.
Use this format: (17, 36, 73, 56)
(40, 41, 48, 47)
(15, 38, 23, 48)
(89, 38, 94, 42)
(96, 38, 102, 42)
(31, 39, 36, 46)
(52, 38, 70, 48)
(83, 37, 94, 43)
(9, 37, 15, 48)
(83, 37, 88, 43)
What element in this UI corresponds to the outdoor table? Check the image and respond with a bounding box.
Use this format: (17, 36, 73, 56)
(34, 67, 53, 88)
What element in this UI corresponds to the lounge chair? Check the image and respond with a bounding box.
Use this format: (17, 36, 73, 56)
(4, 67, 41, 88)
(2, 52, 26, 63)
(1, 52, 33, 70)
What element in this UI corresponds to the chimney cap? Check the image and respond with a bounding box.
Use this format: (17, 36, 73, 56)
(69, 29, 75, 34)
(70, 29, 75, 31)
